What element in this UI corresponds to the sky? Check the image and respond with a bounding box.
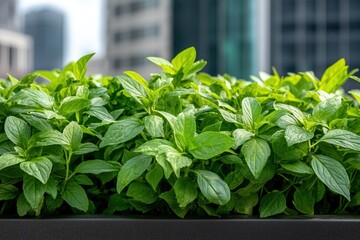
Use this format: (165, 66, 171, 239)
(18, 0, 104, 64)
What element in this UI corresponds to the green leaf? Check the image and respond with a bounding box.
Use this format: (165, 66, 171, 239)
(225, 171, 244, 190)
(20, 114, 52, 131)
(311, 155, 350, 201)
(74, 53, 95, 80)
(124, 71, 148, 88)
(232, 129, 254, 149)
(155, 145, 192, 178)
(74, 174, 93, 186)
(194, 170, 230, 205)
(318, 129, 360, 151)
(319, 58, 349, 93)
(144, 115, 165, 138)
(23, 175, 46, 211)
(0, 184, 19, 200)
(135, 139, 174, 156)
(172, 46, 196, 71)
(86, 106, 114, 123)
(147, 57, 176, 74)
(0, 153, 25, 171)
(293, 186, 315, 215)
(45, 177, 58, 199)
(155, 110, 176, 129)
(17, 193, 31, 217)
(117, 155, 152, 193)
(241, 138, 271, 179)
(5, 116, 31, 148)
(235, 194, 258, 215)
(280, 161, 314, 175)
(30, 130, 69, 148)
(259, 192, 286, 218)
(174, 177, 198, 207)
(274, 103, 306, 125)
(73, 142, 99, 155)
(189, 132, 235, 160)
(20, 157, 52, 184)
(219, 109, 240, 124)
(312, 97, 342, 122)
(117, 76, 150, 105)
(160, 189, 188, 218)
(59, 96, 91, 115)
(75, 160, 120, 174)
(63, 121, 83, 150)
(12, 89, 54, 109)
(284, 125, 314, 147)
(145, 164, 164, 191)
(271, 130, 308, 161)
(61, 180, 89, 212)
(126, 181, 157, 204)
(174, 112, 196, 150)
(100, 118, 144, 148)
(241, 97, 262, 129)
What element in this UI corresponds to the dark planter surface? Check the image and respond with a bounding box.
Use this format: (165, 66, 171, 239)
(1, 215, 360, 240)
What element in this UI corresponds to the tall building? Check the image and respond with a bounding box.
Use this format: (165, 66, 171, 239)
(24, 8, 65, 71)
(0, 0, 18, 30)
(106, 0, 172, 76)
(0, 0, 33, 78)
(106, 0, 269, 78)
(270, 0, 360, 89)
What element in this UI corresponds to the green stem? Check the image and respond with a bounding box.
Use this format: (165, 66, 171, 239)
(65, 150, 73, 182)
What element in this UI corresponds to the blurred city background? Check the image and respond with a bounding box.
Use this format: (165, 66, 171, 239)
(1, 0, 360, 89)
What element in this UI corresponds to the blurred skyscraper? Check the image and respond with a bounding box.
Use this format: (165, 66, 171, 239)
(106, 0, 269, 78)
(24, 8, 65, 70)
(0, 0, 32, 78)
(270, 0, 360, 89)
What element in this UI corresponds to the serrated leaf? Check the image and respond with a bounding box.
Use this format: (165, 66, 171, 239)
(117, 155, 152, 193)
(174, 177, 198, 207)
(241, 138, 271, 179)
(75, 160, 120, 174)
(117, 76, 150, 105)
(232, 129, 254, 149)
(61, 180, 89, 212)
(0, 184, 19, 200)
(100, 118, 144, 147)
(59, 96, 91, 115)
(174, 111, 196, 150)
(30, 130, 69, 148)
(63, 121, 83, 150)
(145, 164, 164, 191)
(73, 142, 99, 155)
(5, 116, 31, 148)
(172, 46, 196, 71)
(318, 129, 360, 151)
(280, 161, 314, 175)
(0, 153, 25, 171)
(20, 157, 52, 184)
(241, 97, 262, 129)
(259, 192, 286, 218)
(23, 175, 46, 211)
(311, 155, 350, 201)
(189, 132, 235, 160)
(126, 181, 157, 204)
(195, 170, 230, 205)
(144, 115, 165, 138)
(285, 125, 314, 147)
(219, 109, 241, 124)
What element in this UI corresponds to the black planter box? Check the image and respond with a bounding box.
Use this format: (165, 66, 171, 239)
(1, 216, 360, 240)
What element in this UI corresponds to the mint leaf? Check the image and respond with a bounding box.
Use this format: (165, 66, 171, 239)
(194, 170, 230, 205)
(144, 115, 165, 138)
(241, 138, 271, 179)
(61, 180, 89, 212)
(75, 160, 120, 174)
(20, 157, 52, 184)
(5, 116, 31, 148)
(189, 132, 235, 160)
(241, 97, 262, 129)
(259, 192, 286, 218)
(319, 129, 360, 151)
(285, 125, 314, 147)
(311, 155, 350, 201)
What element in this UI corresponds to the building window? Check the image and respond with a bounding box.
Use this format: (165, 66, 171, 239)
(130, 25, 160, 41)
(114, 32, 127, 43)
(114, 5, 125, 17)
(130, 56, 146, 68)
(113, 58, 124, 70)
(9, 46, 16, 69)
(130, 0, 159, 13)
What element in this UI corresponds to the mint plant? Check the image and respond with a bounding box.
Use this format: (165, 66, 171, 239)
(0, 47, 360, 218)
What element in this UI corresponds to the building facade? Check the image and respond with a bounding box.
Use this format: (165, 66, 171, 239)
(270, 0, 360, 89)
(0, 0, 33, 78)
(106, 0, 268, 78)
(106, 0, 172, 76)
(24, 8, 64, 71)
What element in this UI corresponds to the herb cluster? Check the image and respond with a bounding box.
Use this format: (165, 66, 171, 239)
(1, 47, 360, 218)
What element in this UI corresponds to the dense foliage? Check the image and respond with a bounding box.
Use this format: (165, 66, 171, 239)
(1, 47, 360, 218)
